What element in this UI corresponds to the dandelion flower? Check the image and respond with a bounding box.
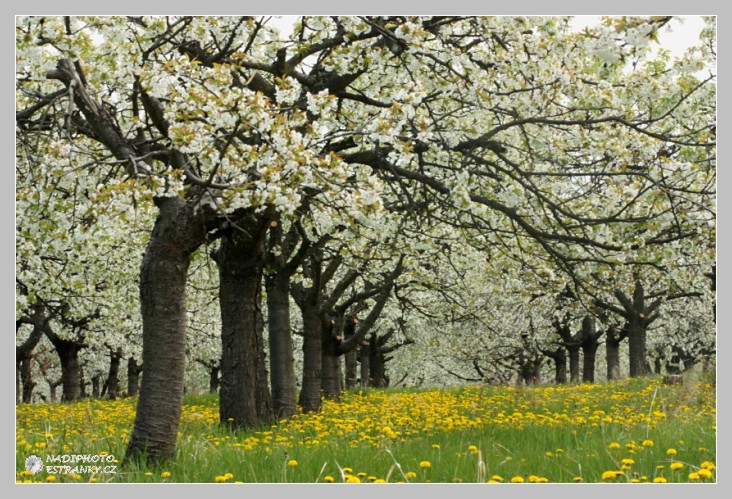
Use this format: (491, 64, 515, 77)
(432, 444, 441, 449)
(700, 461, 716, 471)
(670, 462, 683, 471)
(161, 471, 171, 478)
(324, 476, 335, 483)
(287, 460, 298, 467)
(573, 477, 583, 482)
(666, 448, 677, 456)
(642, 440, 654, 447)
(46, 476, 56, 482)
(609, 442, 621, 449)
(601, 470, 624, 480)
(698, 469, 713, 479)
(622, 458, 635, 466)
(346, 475, 361, 483)
(419, 461, 431, 469)
(688, 472, 701, 481)
(405, 471, 417, 479)
(510, 476, 525, 483)
(653, 477, 667, 483)
(491, 475, 503, 482)
(468, 445, 478, 453)
(343, 467, 353, 474)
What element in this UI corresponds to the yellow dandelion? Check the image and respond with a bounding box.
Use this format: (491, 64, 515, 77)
(609, 442, 621, 449)
(622, 458, 635, 466)
(215, 475, 227, 483)
(90, 477, 98, 483)
(601, 470, 624, 480)
(419, 461, 431, 469)
(144, 472, 153, 477)
(468, 445, 478, 453)
(670, 462, 683, 471)
(46, 476, 57, 482)
(528, 475, 540, 483)
(545, 451, 554, 457)
(642, 440, 654, 447)
(700, 461, 716, 471)
(510, 476, 525, 483)
(343, 467, 353, 474)
(573, 477, 583, 482)
(491, 475, 503, 482)
(698, 469, 713, 479)
(324, 476, 335, 483)
(224, 473, 234, 480)
(374, 479, 386, 483)
(653, 477, 667, 483)
(405, 471, 417, 479)
(357, 472, 367, 478)
(688, 472, 701, 481)
(666, 448, 677, 456)
(161, 471, 171, 478)
(346, 475, 361, 483)
(432, 444, 441, 449)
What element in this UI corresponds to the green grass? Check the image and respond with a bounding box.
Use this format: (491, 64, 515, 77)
(16, 376, 716, 483)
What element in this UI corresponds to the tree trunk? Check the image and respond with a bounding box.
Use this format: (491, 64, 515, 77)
(126, 197, 207, 464)
(106, 348, 122, 400)
(18, 357, 36, 404)
(580, 316, 602, 383)
(265, 273, 297, 420)
(299, 304, 323, 412)
(209, 365, 220, 393)
(321, 317, 343, 399)
(605, 324, 626, 381)
(56, 340, 83, 401)
(345, 349, 359, 389)
(213, 215, 270, 430)
(359, 342, 370, 389)
(567, 346, 581, 383)
(627, 318, 647, 377)
(92, 375, 101, 398)
(127, 357, 141, 397)
(541, 347, 567, 384)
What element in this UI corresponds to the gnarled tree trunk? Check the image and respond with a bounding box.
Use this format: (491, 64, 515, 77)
(265, 272, 297, 419)
(126, 197, 208, 464)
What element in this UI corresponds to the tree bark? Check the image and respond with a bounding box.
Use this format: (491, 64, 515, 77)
(16, 314, 46, 404)
(605, 324, 626, 381)
(345, 349, 359, 389)
(580, 316, 603, 383)
(321, 316, 343, 399)
(126, 197, 208, 464)
(45, 328, 85, 402)
(127, 357, 142, 397)
(92, 375, 101, 398)
(209, 365, 220, 393)
(105, 347, 122, 400)
(298, 304, 323, 412)
(359, 342, 370, 389)
(213, 213, 272, 429)
(541, 347, 567, 384)
(265, 272, 297, 419)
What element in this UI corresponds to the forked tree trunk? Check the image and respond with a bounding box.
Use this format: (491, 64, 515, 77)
(126, 197, 207, 464)
(45, 333, 84, 402)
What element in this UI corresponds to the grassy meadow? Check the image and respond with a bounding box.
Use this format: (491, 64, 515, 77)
(15, 376, 716, 484)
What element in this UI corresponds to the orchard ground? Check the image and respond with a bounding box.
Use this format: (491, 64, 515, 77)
(16, 375, 715, 484)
